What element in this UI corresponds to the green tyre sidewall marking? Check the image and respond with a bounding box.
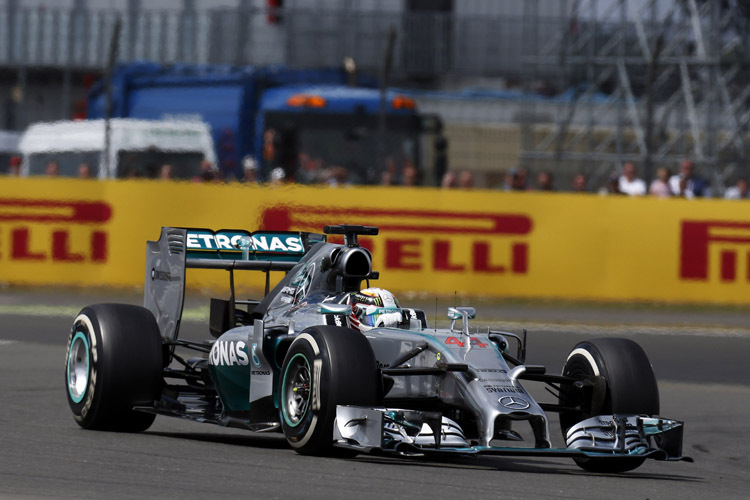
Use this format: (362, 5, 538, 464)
(281, 352, 311, 428)
(67, 331, 90, 404)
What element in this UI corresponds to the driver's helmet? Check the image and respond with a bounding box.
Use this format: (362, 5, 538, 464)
(348, 288, 401, 332)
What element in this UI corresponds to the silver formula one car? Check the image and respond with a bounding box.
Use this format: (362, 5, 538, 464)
(65, 225, 691, 473)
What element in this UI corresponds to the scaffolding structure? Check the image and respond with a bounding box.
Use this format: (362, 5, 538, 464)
(520, 0, 750, 192)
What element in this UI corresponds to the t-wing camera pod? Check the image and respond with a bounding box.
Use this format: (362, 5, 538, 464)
(323, 224, 379, 247)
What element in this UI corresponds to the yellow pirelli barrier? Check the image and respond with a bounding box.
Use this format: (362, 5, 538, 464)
(2, 177, 750, 304)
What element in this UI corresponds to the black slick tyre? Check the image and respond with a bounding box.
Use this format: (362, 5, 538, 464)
(560, 337, 660, 473)
(279, 326, 378, 455)
(65, 304, 163, 432)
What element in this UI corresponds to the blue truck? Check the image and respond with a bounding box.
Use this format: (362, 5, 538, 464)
(87, 62, 434, 183)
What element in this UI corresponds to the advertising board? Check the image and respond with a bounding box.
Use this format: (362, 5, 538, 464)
(1, 178, 749, 304)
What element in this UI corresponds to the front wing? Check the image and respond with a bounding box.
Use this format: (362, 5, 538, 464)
(332, 406, 693, 462)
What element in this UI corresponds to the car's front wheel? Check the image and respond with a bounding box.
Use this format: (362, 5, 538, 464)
(560, 337, 660, 473)
(279, 326, 378, 455)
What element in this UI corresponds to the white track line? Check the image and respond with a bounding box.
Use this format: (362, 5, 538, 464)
(493, 320, 750, 338)
(0, 304, 210, 321)
(1, 305, 748, 337)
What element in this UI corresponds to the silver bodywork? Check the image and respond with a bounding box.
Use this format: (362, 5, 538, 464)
(364, 326, 550, 448)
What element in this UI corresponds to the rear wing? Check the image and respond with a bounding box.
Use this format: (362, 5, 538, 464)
(144, 226, 325, 340)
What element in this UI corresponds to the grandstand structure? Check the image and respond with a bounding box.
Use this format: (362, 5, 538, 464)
(519, 0, 750, 192)
(1, 0, 747, 191)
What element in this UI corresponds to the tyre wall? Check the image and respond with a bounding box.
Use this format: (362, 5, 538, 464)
(1, 177, 749, 304)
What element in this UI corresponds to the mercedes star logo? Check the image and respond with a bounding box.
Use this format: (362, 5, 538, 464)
(499, 396, 530, 410)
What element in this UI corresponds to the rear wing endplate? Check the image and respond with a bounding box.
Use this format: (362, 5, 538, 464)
(144, 226, 324, 340)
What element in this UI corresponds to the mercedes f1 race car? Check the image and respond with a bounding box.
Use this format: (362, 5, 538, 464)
(65, 224, 691, 473)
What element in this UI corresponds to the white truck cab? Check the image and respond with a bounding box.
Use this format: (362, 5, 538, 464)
(18, 119, 216, 179)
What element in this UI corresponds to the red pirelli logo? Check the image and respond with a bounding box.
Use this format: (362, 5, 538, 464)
(0, 198, 112, 263)
(261, 205, 533, 274)
(681, 220, 750, 282)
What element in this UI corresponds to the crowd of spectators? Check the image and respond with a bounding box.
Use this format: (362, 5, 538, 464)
(593, 159, 726, 198)
(3, 152, 749, 200)
(435, 158, 748, 200)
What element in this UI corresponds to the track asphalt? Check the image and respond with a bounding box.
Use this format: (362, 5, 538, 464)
(1, 287, 749, 499)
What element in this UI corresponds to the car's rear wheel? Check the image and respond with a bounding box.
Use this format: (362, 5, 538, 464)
(65, 304, 163, 432)
(560, 337, 660, 473)
(279, 326, 378, 455)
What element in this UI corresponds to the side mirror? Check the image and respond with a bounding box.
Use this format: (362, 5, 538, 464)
(446, 307, 476, 320)
(447, 307, 476, 337)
